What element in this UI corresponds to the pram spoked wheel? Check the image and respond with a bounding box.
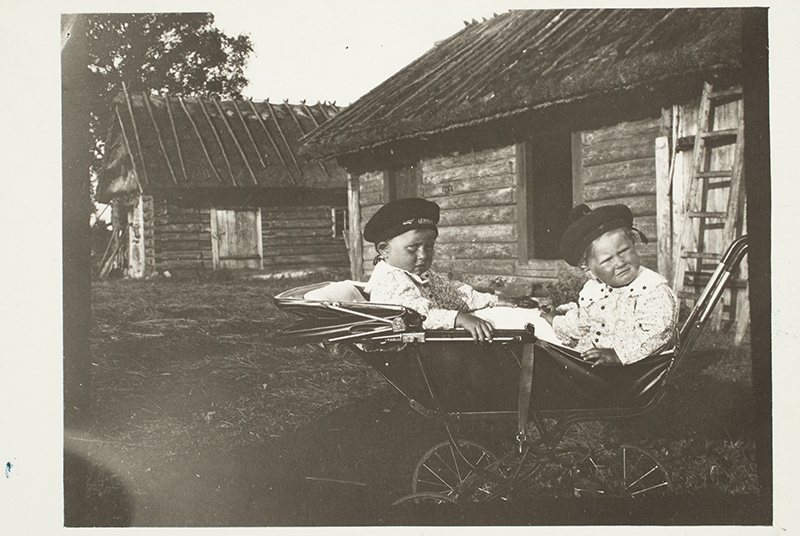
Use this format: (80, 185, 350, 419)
(401, 439, 505, 504)
(572, 444, 671, 498)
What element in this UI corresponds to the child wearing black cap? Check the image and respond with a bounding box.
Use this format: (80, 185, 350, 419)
(363, 197, 530, 342)
(541, 204, 679, 366)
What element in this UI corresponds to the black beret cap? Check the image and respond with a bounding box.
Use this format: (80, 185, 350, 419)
(559, 204, 633, 266)
(363, 198, 440, 244)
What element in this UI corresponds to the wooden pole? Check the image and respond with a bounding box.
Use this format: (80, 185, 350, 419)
(347, 173, 363, 280)
(655, 136, 673, 283)
(164, 96, 189, 182)
(213, 98, 259, 185)
(198, 98, 238, 186)
(247, 99, 296, 185)
(143, 93, 179, 185)
(178, 96, 224, 184)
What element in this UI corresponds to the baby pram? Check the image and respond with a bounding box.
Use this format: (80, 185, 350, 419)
(273, 236, 748, 504)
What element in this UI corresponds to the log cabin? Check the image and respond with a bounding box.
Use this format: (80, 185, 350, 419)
(97, 91, 349, 278)
(301, 8, 758, 328)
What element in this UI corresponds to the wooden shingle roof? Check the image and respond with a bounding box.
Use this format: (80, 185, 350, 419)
(98, 90, 346, 202)
(303, 8, 743, 158)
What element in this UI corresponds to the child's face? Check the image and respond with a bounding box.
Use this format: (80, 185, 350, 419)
(586, 228, 640, 287)
(378, 228, 437, 276)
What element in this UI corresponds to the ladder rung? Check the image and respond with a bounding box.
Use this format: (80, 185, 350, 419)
(701, 129, 738, 142)
(688, 211, 727, 219)
(684, 272, 748, 288)
(703, 222, 725, 230)
(696, 170, 731, 179)
(707, 180, 732, 190)
(709, 87, 743, 101)
(677, 290, 700, 300)
(682, 251, 722, 260)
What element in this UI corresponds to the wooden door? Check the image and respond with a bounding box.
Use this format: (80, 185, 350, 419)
(211, 208, 263, 270)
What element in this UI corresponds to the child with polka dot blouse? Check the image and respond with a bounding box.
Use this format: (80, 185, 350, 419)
(541, 204, 679, 366)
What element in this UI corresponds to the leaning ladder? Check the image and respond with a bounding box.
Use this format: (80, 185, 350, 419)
(673, 82, 748, 340)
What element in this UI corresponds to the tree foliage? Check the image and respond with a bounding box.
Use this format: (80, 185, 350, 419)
(85, 13, 253, 183)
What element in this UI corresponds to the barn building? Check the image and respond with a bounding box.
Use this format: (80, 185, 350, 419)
(301, 7, 753, 331)
(97, 90, 349, 278)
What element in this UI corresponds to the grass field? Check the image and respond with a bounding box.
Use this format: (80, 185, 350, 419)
(83, 272, 762, 514)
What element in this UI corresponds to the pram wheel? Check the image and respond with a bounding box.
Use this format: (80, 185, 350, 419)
(410, 439, 505, 503)
(572, 444, 671, 498)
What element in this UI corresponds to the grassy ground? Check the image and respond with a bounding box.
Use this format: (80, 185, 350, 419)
(77, 272, 762, 524)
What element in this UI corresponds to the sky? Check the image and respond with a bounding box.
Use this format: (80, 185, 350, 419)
(210, 0, 549, 105)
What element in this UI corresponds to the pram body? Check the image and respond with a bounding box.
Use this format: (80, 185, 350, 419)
(274, 237, 748, 504)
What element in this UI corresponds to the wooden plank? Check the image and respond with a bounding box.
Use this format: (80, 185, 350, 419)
(423, 145, 515, 173)
(263, 236, 345, 246)
(435, 187, 514, 210)
(155, 250, 214, 260)
(435, 242, 517, 260)
(256, 207, 264, 270)
(437, 223, 516, 243)
(210, 208, 220, 269)
(156, 231, 212, 241)
(433, 259, 517, 276)
(152, 239, 212, 251)
(513, 259, 571, 278)
(581, 117, 661, 145)
(262, 227, 339, 238)
(264, 253, 348, 266)
(423, 173, 514, 198)
(423, 158, 514, 187)
(360, 191, 384, 207)
(348, 174, 364, 280)
(517, 141, 532, 263)
(583, 176, 656, 201)
(154, 214, 211, 225)
(582, 136, 656, 167)
(157, 259, 209, 269)
(571, 132, 583, 205)
(582, 157, 655, 185)
(262, 218, 333, 230)
(156, 223, 212, 233)
(655, 136, 673, 283)
(438, 206, 514, 226)
(263, 244, 347, 256)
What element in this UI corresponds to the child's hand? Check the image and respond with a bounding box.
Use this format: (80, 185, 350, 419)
(581, 348, 621, 367)
(456, 312, 495, 342)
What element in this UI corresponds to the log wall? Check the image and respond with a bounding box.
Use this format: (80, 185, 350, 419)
(152, 198, 213, 273)
(577, 117, 665, 270)
(261, 205, 349, 271)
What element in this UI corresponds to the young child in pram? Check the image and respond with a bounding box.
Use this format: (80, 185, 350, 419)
(541, 203, 679, 366)
(363, 197, 558, 343)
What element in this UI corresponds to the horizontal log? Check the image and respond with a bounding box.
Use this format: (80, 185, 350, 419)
(424, 158, 514, 186)
(262, 218, 332, 230)
(155, 205, 210, 216)
(156, 223, 212, 233)
(437, 223, 516, 243)
(156, 259, 210, 269)
(153, 239, 212, 251)
(582, 136, 656, 167)
(154, 214, 210, 225)
(360, 191, 384, 207)
(155, 231, 212, 241)
(263, 236, 345, 246)
(514, 259, 573, 278)
(435, 242, 518, 260)
(261, 209, 335, 221)
(583, 177, 656, 201)
(583, 157, 655, 185)
(581, 118, 661, 145)
(264, 253, 348, 266)
(433, 259, 517, 276)
(438, 206, 515, 226)
(423, 173, 514, 198)
(435, 187, 515, 210)
(359, 175, 385, 194)
(262, 227, 335, 238)
(424, 145, 515, 173)
(263, 244, 347, 256)
(155, 250, 214, 261)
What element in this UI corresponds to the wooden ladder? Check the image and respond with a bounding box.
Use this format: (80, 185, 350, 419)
(673, 82, 748, 338)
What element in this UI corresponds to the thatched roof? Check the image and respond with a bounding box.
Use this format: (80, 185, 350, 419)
(303, 8, 743, 159)
(98, 90, 346, 203)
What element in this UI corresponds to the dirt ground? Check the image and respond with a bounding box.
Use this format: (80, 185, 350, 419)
(67, 278, 768, 527)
